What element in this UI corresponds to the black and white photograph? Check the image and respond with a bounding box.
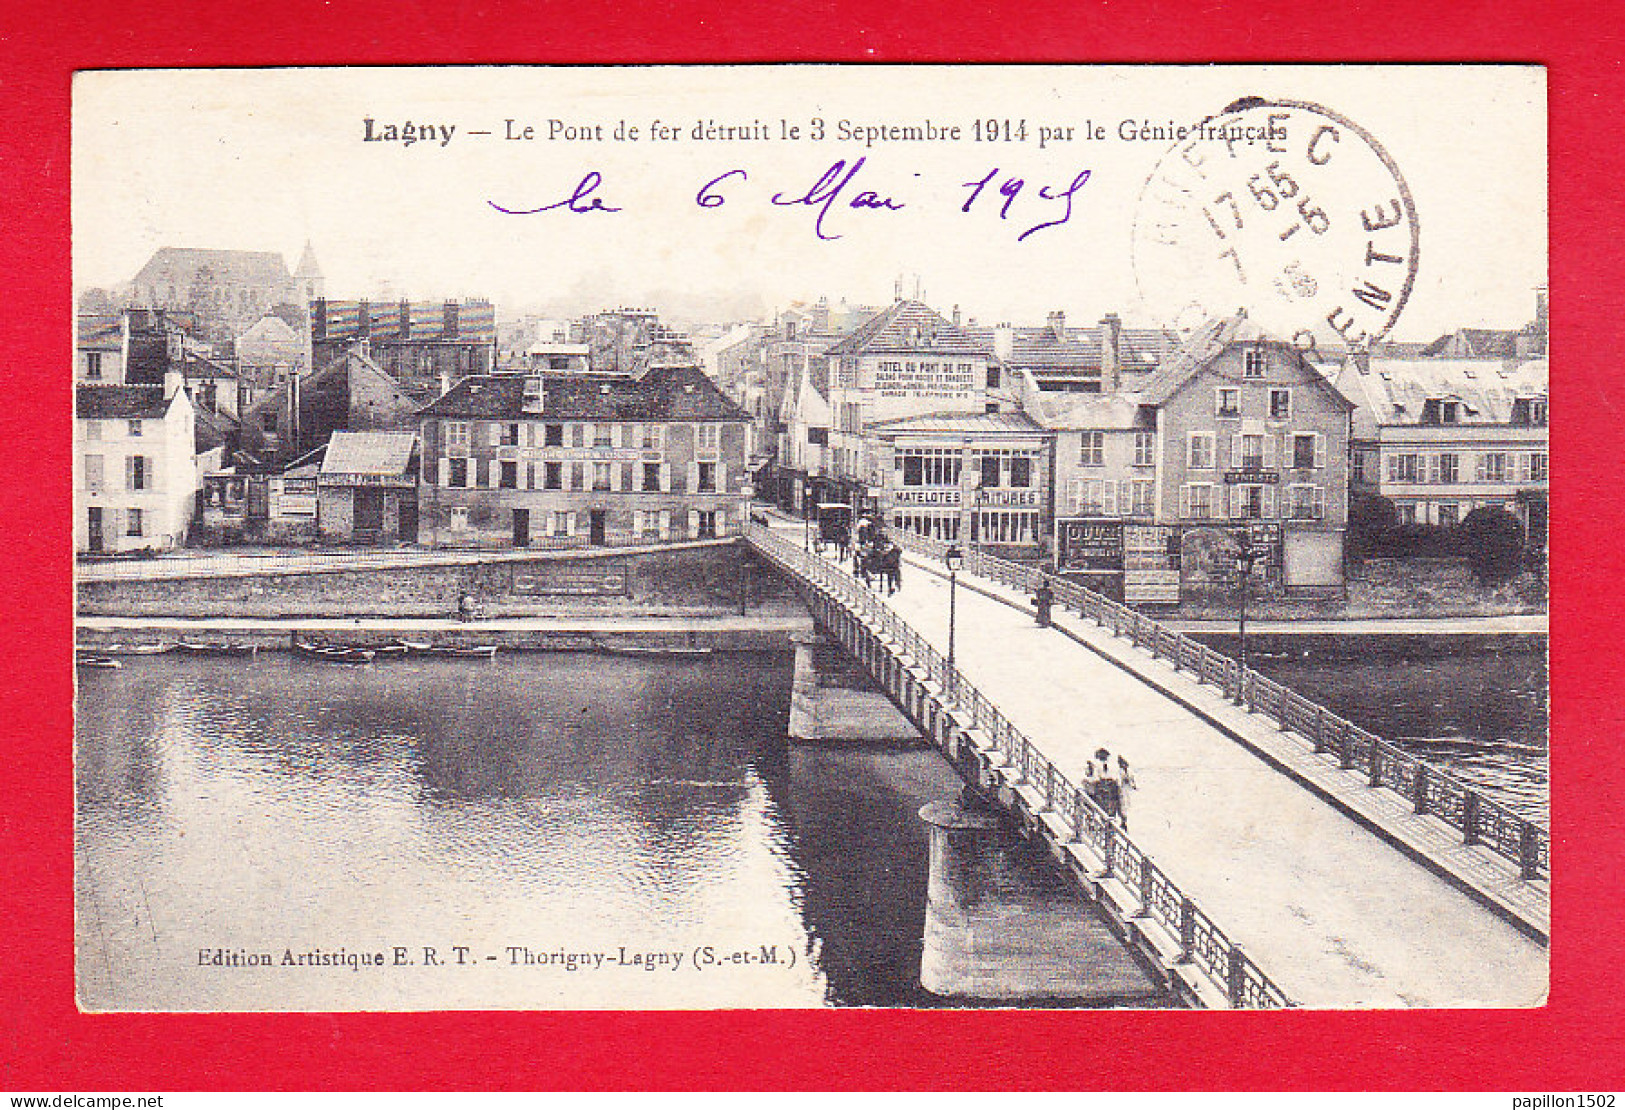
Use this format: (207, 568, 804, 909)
(72, 64, 1548, 1011)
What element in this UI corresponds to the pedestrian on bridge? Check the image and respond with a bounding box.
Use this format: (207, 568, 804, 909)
(1031, 580, 1054, 627)
(1116, 754, 1136, 831)
(1088, 747, 1123, 827)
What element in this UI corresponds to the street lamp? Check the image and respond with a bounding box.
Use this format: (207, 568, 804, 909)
(1233, 541, 1264, 704)
(944, 544, 964, 673)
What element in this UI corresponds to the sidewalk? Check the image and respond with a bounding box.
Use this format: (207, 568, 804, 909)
(828, 539, 1546, 1006)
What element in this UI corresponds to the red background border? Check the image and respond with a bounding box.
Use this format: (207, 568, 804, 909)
(3, 0, 1621, 1090)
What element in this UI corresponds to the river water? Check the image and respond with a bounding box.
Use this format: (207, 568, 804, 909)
(75, 650, 1157, 1012)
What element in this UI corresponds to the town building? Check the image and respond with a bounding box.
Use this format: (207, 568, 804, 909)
(238, 347, 419, 467)
(234, 313, 309, 407)
(310, 298, 497, 394)
(415, 364, 752, 548)
(1334, 355, 1549, 543)
(318, 431, 420, 544)
(977, 312, 1179, 396)
(126, 247, 303, 342)
(1133, 314, 1356, 594)
(76, 314, 125, 383)
(869, 410, 1052, 556)
(822, 300, 1008, 509)
(75, 374, 198, 554)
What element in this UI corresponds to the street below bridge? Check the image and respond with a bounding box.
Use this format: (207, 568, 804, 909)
(766, 516, 1546, 1008)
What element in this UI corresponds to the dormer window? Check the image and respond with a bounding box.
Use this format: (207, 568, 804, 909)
(1511, 397, 1548, 427)
(1422, 399, 1463, 426)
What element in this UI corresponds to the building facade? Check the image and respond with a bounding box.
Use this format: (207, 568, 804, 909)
(310, 298, 497, 393)
(1335, 356, 1549, 542)
(75, 376, 198, 554)
(415, 365, 752, 548)
(318, 431, 420, 543)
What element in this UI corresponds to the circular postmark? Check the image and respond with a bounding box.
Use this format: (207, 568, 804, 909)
(1131, 97, 1420, 347)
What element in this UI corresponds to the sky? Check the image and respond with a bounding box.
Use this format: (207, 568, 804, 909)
(73, 65, 1546, 341)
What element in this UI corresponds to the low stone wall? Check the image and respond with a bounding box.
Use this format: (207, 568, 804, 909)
(77, 542, 802, 619)
(1174, 556, 1547, 620)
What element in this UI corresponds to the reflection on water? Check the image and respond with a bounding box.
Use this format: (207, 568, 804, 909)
(1237, 639, 1549, 824)
(76, 651, 1145, 1011)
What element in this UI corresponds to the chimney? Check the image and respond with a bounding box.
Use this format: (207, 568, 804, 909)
(400, 298, 412, 340)
(439, 368, 452, 397)
(1048, 310, 1066, 340)
(163, 367, 185, 401)
(894, 276, 904, 303)
(994, 323, 1014, 362)
(1351, 343, 1372, 375)
(357, 300, 371, 337)
(1100, 313, 1122, 393)
(311, 298, 327, 339)
(444, 299, 460, 339)
(952, 304, 962, 327)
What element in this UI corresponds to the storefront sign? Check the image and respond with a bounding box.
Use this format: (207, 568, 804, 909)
(318, 472, 414, 488)
(893, 488, 962, 507)
(537, 448, 642, 462)
(980, 489, 1040, 507)
(873, 359, 976, 400)
(1223, 470, 1279, 484)
(1056, 517, 1124, 572)
(512, 564, 630, 596)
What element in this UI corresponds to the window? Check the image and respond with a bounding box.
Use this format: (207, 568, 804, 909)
(1239, 434, 1265, 471)
(1436, 502, 1460, 527)
(571, 424, 585, 448)
(1512, 398, 1548, 427)
(1009, 456, 1032, 488)
(1388, 453, 1421, 484)
(84, 455, 103, 491)
(553, 510, 573, 536)
(445, 422, 469, 452)
(902, 455, 924, 486)
(1289, 484, 1325, 520)
(499, 461, 518, 489)
(1479, 452, 1509, 482)
(594, 425, 613, 448)
(545, 423, 564, 447)
(125, 507, 144, 537)
(643, 462, 662, 491)
(1440, 401, 1460, 425)
(593, 462, 612, 491)
(447, 457, 469, 488)
(899, 448, 961, 487)
(807, 427, 829, 446)
(127, 419, 144, 437)
(86, 420, 101, 442)
(642, 424, 663, 451)
(86, 353, 103, 380)
(696, 424, 720, 454)
(125, 455, 149, 491)
(545, 461, 563, 490)
(1396, 503, 1419, 525)
(697, 462, 717, 492)
(985, 365, 1001, 389)
(1130, 479, 1155, 517)
(980, 454, 1001, 489)
(1529, 453, 1548, 482)
(1293, 434, 1318, 469)
(1133, 432, 1155, 466)
(1235, 484, 1265, 519)
(571, 462, 586, 491)
(696, 510, 718, 539)
(1218, 388, 1240, 416)
(1244, 350, 1267, 378)
(1079, 432, 1105, 467)
(1436, 453, 1460, 484)
(1270, 389, 1291, 420)
(1184, 483, 1214, 519)
(449, 506, 469, 532)
(499, 423, 520, 447)
(1188, 432, 1215, 469)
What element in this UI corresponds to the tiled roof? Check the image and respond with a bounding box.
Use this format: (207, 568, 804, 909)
(1420, 328, 1523, 359)
(1344, 358, 1547, 427)
(823, 301, 991, 358)
(1029, 392, 1148, 431)
(1136, 314, 1307, 405)
(77, 314, 122, 349)
(868, 410, 1044, 436)
(321, 431, 418, 477)
(133, 247, 293, 290)
(77, 384, 169, 420)
(418, 364, 750, 423)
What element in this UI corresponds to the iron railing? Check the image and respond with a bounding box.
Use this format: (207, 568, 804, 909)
(748, 523, 1293, 1009)
(883, 528, 1550, 883)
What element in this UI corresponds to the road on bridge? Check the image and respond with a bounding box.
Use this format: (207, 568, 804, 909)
(773, 521, 1546, 1008)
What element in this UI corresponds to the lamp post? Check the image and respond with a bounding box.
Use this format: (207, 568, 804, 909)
(944, 545, 964, 674)
(1233, 540, 1264, 704)
(803, 481, 812, 552)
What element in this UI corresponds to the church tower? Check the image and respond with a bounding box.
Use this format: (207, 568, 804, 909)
(294, 240, 324, 302)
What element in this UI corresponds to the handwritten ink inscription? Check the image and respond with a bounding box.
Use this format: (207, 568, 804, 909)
(486, 157, 1092, 243)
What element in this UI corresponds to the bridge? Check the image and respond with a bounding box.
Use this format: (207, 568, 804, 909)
(745, 520, 1549, 1009)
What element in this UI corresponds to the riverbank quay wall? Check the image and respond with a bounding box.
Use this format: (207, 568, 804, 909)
(76, 540, 802, 621)
(746, 524, 1288, 1009)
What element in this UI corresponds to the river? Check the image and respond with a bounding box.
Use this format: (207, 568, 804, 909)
(75, 650, 1156, 1011)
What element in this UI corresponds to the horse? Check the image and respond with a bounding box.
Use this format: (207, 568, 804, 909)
(855, 542, 902, 594)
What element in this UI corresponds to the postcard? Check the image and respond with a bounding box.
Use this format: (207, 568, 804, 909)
(71, 64, 1547, 1012)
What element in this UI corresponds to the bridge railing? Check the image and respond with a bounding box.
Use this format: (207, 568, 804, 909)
(749, 523, 1292, 1009)
(884, 529, 1549, 883)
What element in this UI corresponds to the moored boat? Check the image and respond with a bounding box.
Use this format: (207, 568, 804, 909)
(292, 639, 376, 665)
(416, 643, 499, 659)
(597, 643, 713, 658)
(79, 642, 178, 656)
(76, 654, 122, 669)
(176, 641, 259, 657)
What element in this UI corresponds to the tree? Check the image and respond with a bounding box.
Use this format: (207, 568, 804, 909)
(1347, 490, 1398, 562)
(1459, 506, 1526, 584)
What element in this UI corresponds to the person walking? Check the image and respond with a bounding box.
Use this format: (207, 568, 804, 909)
(1031, 580, 1054, 627)
(1090, 746, 1122, 826)
(1115, 754, 1136, 831)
